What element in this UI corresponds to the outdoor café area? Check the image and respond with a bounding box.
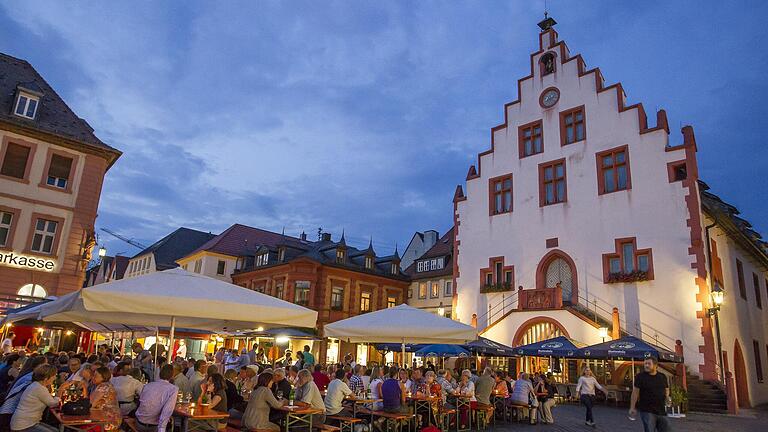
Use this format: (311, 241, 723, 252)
(0, 268, 685, 432)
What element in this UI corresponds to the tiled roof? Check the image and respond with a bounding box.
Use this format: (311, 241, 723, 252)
(699, 180, 768, 267)
(0, 52, 120, 164)
(188, 223, 305, 257)
(237, 234, 408, 281)
(403, 227, 453, 279)
(133, 227, 216, 269)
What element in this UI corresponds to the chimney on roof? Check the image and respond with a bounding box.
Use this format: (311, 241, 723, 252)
(300, 231, 307, 241)
(321, 233, 332, 242)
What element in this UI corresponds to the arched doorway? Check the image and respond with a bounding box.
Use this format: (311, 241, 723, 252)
(536, 250, 578, 304)
(513, 317, 569, 378)
(734, 339, 750, 408)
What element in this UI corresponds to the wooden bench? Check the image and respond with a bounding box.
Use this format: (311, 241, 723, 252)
(326, 415, 362, 432)
(472, 404, 494, 430)
(371, 411, 413, 432)
(438, 408, 456, 431)
(507, 401, 533, 423)
(315, 425, 341, 432)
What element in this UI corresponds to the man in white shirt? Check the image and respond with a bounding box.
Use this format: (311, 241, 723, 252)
(1, 332, 15, 354)
(111, 362, 145, 415)
(175, 340, 187, 361)
(325, 369, 353, 416)
(135, 365, 178, 432)
(189, 360, 208, 400)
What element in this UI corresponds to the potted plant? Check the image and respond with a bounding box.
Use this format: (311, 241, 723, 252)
(668, 384, 687, 417)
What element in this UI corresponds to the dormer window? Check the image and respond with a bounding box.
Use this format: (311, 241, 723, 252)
(336, 249, 345, 264)
(278, 247, 286, 262)
(256, 252, 269, 266)
(14, 92, 39, 119)
(391, 263, 398, 275)
(365, 256, 374, 270)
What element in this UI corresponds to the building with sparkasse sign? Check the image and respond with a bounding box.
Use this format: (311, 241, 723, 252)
(0, 52, 120, 313)
(452, 17, 768, 411)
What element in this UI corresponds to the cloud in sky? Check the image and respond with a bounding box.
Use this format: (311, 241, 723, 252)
(1, 0, 766, 255)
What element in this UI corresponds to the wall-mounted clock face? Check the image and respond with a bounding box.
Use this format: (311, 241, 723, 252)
(540, 88, 560, 108)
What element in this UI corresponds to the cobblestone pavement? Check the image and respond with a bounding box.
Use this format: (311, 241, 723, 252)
(487, 403, 768, 431)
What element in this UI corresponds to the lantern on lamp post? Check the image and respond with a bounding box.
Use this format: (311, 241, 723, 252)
(708, 282, 725, 382)
(598, 327, 608, 342)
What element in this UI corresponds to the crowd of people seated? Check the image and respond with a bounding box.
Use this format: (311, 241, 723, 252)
(0, 339, 562, 432)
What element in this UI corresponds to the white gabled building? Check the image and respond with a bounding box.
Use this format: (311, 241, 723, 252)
(452, 17, 768, 411)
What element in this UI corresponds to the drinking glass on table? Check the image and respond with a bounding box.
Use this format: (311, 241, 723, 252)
(276, 390, 284, 400)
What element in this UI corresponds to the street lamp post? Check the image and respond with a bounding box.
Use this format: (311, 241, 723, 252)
(707, 283, 724, 381)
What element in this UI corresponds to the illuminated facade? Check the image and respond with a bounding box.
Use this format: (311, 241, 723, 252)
(0, 52, 120, 312)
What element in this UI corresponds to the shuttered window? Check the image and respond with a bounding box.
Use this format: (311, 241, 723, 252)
(1, 143, 31, 179)
(47, 154, 73, 188)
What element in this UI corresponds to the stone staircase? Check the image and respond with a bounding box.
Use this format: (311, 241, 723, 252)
(686, 373, 728, 413)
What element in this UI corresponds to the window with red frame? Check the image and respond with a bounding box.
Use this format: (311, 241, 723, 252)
(604, 240, 652, 283)
(540, 160, 566, 206)
(598, 147, 631, 194)
(561, 106, 585, 145)
(736, 259, 746, 300)
(490, 175, 513, 215)
(519, 121, 543, 158)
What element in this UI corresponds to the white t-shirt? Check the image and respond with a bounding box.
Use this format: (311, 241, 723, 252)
(576, 376, 604, 396)
(324, 379, 352, 415)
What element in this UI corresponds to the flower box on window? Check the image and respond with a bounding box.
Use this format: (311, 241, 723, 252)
(607, 271, 649, 283)
(480, 282, 513, 293)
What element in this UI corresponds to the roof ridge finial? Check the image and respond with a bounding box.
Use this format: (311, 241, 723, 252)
(339, 229, 346, 246)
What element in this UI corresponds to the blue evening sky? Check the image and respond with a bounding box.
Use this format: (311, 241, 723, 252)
(1, 1, 766, 256)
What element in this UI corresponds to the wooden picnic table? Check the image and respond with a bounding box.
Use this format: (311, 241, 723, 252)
(51, 408, 113, 432)
(173, 403, 229, 432)
(275, 405, 323, 432)
(447, 393, 472, 432)
(407, 394, 440, 427)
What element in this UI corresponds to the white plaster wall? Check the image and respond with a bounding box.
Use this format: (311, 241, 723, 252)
(707, 219, 768, 405)
(454, 33, 704, 374)
(482, 309, 605, 348)
(406, 276, 453, 313)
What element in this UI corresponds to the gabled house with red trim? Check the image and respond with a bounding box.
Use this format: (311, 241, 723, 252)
(452, 17, 768, 410)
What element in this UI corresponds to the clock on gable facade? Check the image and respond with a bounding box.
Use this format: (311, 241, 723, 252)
(539, 87, 560, 108)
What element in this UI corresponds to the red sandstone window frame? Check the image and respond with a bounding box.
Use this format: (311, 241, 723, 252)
(480, 256, 514, 292)
(518, 120, 543, 158)
(601, 237, 654, 283)
(0, 136, 38, 184)
(38, 147, 79, 194)
(560, 105, 586, 146)
(24, 213, 65, 258)
(667, 160, 688, 183)
(538, 159, 567, 207)
(596, 145, 632, 195)
(736, 259, 746, 301)
(488, 173, 513, 215)
(0, 205, 21, 251)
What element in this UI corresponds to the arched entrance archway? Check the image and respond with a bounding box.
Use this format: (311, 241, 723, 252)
(513, 316, 569, 377)
(536, 249, 578, 304)
(734, 339, 750, 408)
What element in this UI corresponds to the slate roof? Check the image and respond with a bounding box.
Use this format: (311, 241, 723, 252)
(403, 228, 454, 279)
(237, 233, 408, 281)
(0, 52, 120, 165)
(699, 180, 768, 268)
(188, 223, 305, 258)
(133, 227, 217, 270)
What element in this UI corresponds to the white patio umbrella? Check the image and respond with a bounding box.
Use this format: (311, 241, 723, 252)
(38, 268, 318, 363)
(324, 304, 476, 367)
